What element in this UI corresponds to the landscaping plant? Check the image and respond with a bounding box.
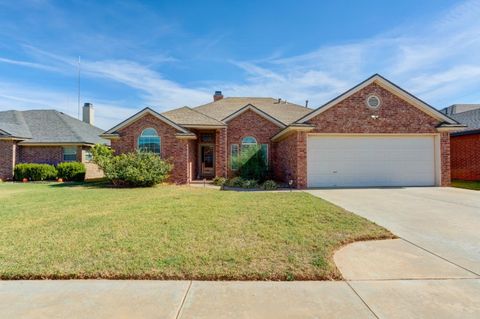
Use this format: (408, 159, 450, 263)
(262, 180, 278, 190)
(14, 163, 57, 181)
(212, 176, 227, 186)
(56, 162, 86, 181)
(236, 145, 269, 182)
(92, 144, 173, 187)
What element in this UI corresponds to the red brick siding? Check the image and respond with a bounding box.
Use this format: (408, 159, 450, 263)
(226, 109, 282, 177)
(307, 83, 439, 134)
(19, 146, 64, 164)
(215, 128, 227, 178)
(440, 133, 451, 186)
(280, 83, 449, 187)
(0, 140, 16, 180)
(110, 113, 189, 184)
(187, 139, 196, 182)
(272, 131, 308, 188)
(451, 133, 480, 181)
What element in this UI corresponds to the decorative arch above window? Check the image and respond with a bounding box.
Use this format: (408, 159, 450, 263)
(138, 128, 161, 155)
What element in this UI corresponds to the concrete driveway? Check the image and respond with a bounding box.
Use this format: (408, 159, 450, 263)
(307, 187, 480, 274)
(307, 187, 480, 318)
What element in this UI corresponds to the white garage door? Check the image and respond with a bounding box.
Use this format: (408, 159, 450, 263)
(307, 135, 436, 187)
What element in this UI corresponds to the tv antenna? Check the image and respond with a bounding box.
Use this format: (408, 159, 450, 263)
(77, 56, 81, 119)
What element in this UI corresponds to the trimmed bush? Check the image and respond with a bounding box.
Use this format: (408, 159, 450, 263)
(262, 180, 278, 190)
(57, 162, 86, 181)
(14, 163, 57, 181)
(242, 179, 259, 189)
(212, 176, 227, 186)
(225, 177, 244, 187)
(98, 151, 173, 187)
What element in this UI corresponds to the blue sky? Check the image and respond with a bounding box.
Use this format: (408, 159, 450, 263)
(0, 0, 480, 129)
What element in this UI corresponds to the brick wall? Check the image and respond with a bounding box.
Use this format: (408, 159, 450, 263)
(451, 133, 480, 181)
(0, 140, 16, 180)
(19, 146, 64, 164)
(110, 113, 190, 184)
(226, 109, 282, 177)
(215, 128, 227, 178)
(307, 83, 439, 134)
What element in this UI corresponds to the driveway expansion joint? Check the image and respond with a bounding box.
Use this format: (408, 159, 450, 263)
(345, 281, 380, 319)
(175, 280, 192, 319)
(398, 238, 480, 277)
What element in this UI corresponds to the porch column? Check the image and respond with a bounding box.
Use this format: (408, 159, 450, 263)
(215, 128, 227, 178)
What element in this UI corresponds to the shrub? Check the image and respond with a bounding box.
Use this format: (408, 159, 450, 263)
(212, 176, 227, 186)
(237, 145, 269, 182)
(242, 179, 259, 189)
(104, 152, 173, 187)
(57, 162, 86, 181)
(91, 143, 114, 171)
(225, 176, 244, 187)
(14, 163, 57, 181)
(262, 180, 278, 190)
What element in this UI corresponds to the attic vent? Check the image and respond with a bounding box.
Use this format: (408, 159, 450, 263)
(366, 95, 381, 109)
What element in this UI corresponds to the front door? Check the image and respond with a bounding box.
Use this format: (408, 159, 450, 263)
(200, 144, 215, 178)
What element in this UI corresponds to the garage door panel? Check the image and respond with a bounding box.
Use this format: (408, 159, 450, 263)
(307, 136, 435, 187)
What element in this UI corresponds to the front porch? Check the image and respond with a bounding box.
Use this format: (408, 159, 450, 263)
(186, 129, 227, 182)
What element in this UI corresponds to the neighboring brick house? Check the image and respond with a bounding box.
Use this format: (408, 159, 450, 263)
(0, 103, 108, 180)
(442, 105, 480, 180)
(102, 74, 462, 188)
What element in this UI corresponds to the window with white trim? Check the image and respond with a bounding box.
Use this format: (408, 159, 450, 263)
(231, 144, 239, 170)
(138, 128, 161, 155)
(63, 147, 77, 162)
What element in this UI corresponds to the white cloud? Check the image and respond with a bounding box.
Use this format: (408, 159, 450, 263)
(0, 81, 134, 130)
(1, 0, 480, 129)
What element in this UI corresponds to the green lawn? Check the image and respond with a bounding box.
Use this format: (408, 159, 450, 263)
(452, 180, 480, 191)
(0, 182, 393, 280)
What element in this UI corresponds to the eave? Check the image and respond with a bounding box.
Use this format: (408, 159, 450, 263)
(271, 124, 315, 142)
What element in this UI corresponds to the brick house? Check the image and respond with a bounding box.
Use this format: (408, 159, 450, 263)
(102, 74, 462, 188)
(442, 105, 480, 181)
(0, 103, 108, 180)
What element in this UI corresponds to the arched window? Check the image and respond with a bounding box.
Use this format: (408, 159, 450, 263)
(138, 128, 161, 155)
(241, 136, 257, 148)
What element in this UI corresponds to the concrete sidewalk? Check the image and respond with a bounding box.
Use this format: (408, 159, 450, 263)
(1, 278, 479, 318)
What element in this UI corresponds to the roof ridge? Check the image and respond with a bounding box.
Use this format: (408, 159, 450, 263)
(14, 110, 32, 137)
(54, 111, 85, 142)
(185, 106, 226, 124)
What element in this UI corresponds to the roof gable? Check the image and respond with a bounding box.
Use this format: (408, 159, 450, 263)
(222, 104, 287, 128)
(194, 97, 312, 125)
(162, 106, 226, 127)
(296, 74, 458, 124)
(103, 107, 192, 135)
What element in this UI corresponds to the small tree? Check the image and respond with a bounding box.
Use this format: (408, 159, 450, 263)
(237, 145, 269, 182)
(91, 143, 114, 171)
(91, 144, 173, 187)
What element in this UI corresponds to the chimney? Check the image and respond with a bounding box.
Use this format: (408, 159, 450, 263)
(82, 102, 94, 125)
(213, 91, 223, 102)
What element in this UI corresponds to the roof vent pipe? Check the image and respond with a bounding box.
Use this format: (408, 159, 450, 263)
(305, 100, 309, 108)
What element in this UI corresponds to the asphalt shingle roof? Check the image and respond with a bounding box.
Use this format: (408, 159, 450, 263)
(448, 109, 480, 130)
(0, 109, 108, 145)
(162, 106, 225, 126)
(193, 97, 312, 125)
